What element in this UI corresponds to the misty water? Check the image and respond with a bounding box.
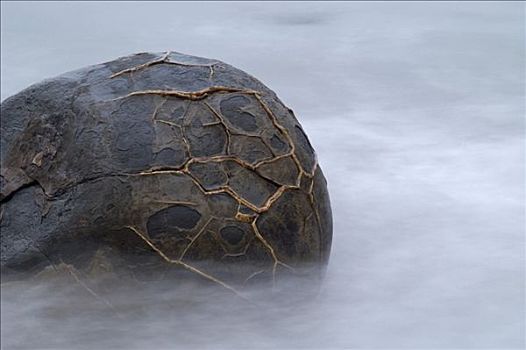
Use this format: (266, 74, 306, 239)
(1, 2, 524, 349)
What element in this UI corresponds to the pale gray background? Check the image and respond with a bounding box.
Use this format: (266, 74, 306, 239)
(1, 1, 525, 349)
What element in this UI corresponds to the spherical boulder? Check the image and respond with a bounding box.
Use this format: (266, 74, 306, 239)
(0, 51, 332, 292)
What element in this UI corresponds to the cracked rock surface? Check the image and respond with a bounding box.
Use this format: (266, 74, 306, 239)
(0, 51, 332, 293)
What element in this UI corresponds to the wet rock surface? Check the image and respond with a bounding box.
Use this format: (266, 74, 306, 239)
(0, 51, 333, 294)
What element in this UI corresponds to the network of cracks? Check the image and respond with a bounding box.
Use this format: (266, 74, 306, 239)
(2, 52, 329, 299)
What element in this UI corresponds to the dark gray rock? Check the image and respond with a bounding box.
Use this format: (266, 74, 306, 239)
(0, 51, 332, 292)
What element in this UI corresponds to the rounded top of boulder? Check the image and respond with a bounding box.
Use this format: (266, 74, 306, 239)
(1, 51, 332, 294)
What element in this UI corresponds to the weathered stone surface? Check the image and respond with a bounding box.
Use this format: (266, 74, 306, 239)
(0, 51, 333, 294)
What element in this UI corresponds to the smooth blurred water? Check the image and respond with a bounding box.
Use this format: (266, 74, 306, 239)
(1, 2, 525, 349)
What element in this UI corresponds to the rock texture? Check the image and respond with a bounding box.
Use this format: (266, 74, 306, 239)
(0, 51, 332, 293)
